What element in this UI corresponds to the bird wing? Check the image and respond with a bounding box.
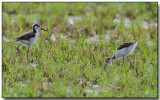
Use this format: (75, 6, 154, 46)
(117, 42, 133, 50)
(16, 31, 35, 41)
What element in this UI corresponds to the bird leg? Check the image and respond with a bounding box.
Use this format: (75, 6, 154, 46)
(27, 46, 30, 63)
(16, 44, 21, 52)
(123, 56, 125, 67)
(127, 57, 134, 69)
(16, 44, 22, 62)
(30, 51, 33, 63)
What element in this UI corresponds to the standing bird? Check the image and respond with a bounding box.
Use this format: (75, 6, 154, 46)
(105, 40, 138, 68)
(16, 24, 47, 62)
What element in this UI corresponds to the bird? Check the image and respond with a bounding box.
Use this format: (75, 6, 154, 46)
(15, 24, 47, 62)
(105, 40, 138, 68)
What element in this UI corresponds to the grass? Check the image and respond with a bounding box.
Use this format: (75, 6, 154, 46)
(2, 2, 158, 97)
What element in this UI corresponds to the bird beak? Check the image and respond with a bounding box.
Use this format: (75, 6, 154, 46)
(40, 27, 47, 31)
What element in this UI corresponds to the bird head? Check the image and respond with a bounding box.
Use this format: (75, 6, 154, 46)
(105, 57, 112, 66)
(33, 24, 47, 31)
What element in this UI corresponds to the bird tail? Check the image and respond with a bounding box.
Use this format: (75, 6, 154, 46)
(133, 40, 137, 43)
(133, 40, 138, 47)
(15, 38, 19, 42)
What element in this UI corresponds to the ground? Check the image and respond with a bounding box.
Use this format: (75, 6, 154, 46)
(2, 2, 158, 97)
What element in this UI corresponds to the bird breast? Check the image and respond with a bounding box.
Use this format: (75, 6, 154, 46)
(114, 47, 127, 58)
(29, 32, 39, 45)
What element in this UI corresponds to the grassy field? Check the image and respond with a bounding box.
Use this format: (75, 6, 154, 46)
(2, 2, 158, 97)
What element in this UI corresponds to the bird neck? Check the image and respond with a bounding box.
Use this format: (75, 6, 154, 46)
(33, 27, 39, 33)
(111, 55, 116, 62)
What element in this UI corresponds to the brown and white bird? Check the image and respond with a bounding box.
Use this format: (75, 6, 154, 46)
(105, 40, 138, 67)
(16, 24, 47, 61)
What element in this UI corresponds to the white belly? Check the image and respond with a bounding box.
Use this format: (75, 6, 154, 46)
(115, 48, 127, 58)
(18, 40, 30, 46)
(18, 32, 39, 46)
(114, 42, 138, 59)
(29, 34, 39, 45)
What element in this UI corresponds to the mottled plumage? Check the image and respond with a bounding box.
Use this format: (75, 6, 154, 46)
(117, 42, 134, 50)
(16, 31, 35, 42)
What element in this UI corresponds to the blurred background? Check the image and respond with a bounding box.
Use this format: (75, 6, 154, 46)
(2, 3, 157, 41)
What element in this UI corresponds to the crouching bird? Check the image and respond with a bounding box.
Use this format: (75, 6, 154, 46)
(105, 40, 138, 68)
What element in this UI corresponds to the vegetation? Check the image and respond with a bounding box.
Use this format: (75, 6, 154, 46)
(2, 2, 157, 97)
